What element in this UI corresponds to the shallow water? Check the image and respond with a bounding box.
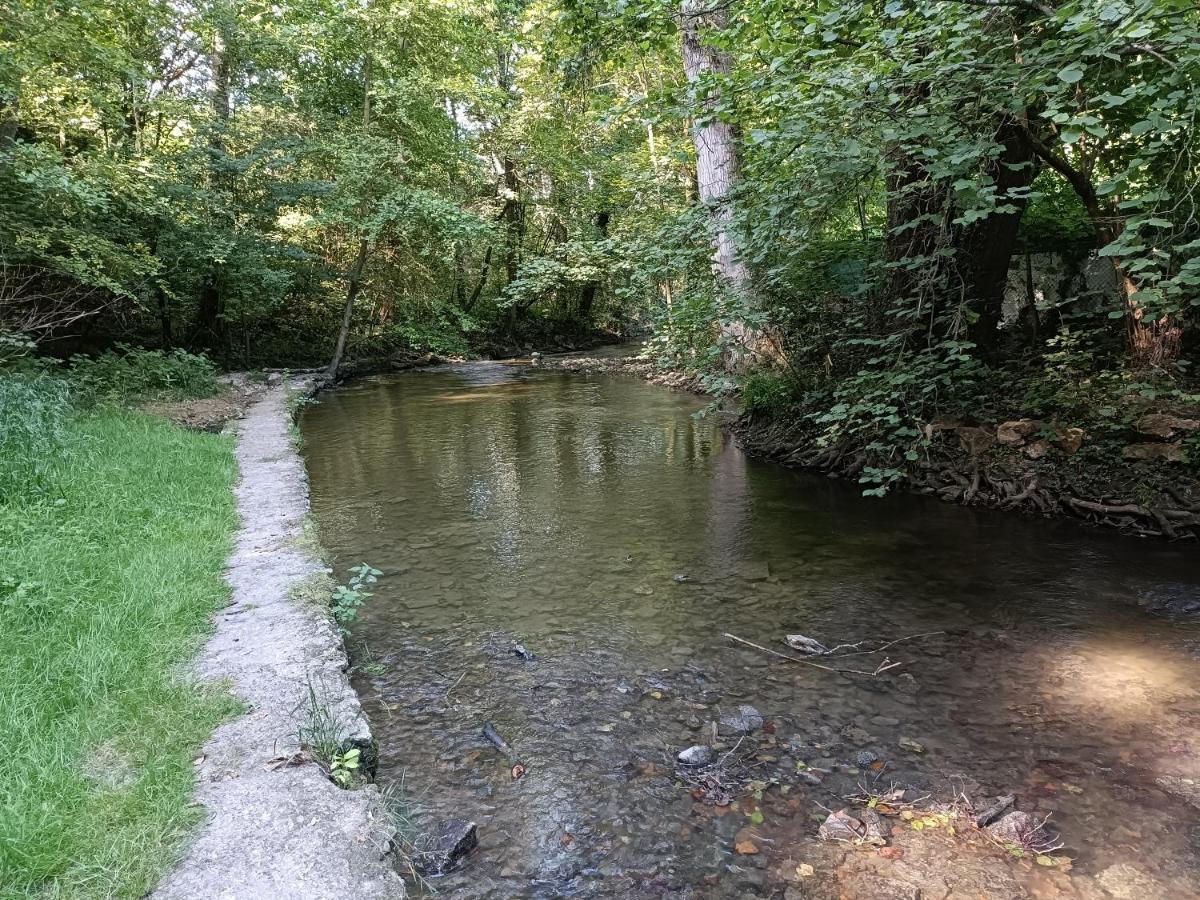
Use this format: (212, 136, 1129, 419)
(301, 361, 1200, 898)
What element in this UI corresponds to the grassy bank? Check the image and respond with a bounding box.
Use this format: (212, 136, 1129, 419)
(0, 409, 238, 897)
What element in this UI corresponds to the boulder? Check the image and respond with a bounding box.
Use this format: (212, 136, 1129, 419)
(677, 745, 714, 766)
(996, 419, 1039, 446)
(1095, 863, 1165, 900)
(414, 818, 478, 875)
(955, 426, 996, 456)
(1136, 413, 1200, 440)
(1123, 442, 1185, 463)
(720, 704, 764, 734)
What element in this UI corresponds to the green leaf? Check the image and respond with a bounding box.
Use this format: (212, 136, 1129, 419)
(1057, 66, 1084, 84)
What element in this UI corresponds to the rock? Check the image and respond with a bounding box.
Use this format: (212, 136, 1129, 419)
(1155, 775, 1200, 809)
(1053, 426, 1085, 455)
(737, 560, 771, 581)
(894, 673, 919, 694)
(973, 794, 1014, 827)
(956, 426, 997, 456)
(870, 715, 900, 726)
(677, 745, 714, 766)
(924, 416, 964, 439)
(1095, 862, 1165, 899)
(785, 633, 830, 655)
(720, 705, 764, 734)
(818, 808, 879, 843)
(414, 818, 478, 875)
(1023, 439, 1051, 460)
(841, 725, 873, 746)
(1135, 413, 1200, 440)
(855, 750, 879, 767)
(997, 419, 1039, 446)
(511, 642, 535, 660)
(1123, 442, 1185, 462)
(818, 808, 862, 842)
(897, 737, 925, 753)
(673, 573, 691, 583)
(985, 811, 1052, 849)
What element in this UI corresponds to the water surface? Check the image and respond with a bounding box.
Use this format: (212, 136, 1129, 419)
(301, 362, 1200, 898)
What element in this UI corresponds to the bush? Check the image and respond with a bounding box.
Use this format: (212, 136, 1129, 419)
(741, 371, 799, 416)
(69, 345, 220, 403)
(0, 373, 73, 500)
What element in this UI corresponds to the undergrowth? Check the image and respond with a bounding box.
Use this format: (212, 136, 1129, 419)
(0, 409, 239, 897)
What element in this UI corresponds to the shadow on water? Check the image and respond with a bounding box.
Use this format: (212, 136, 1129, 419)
(300, 362, 1200, 899)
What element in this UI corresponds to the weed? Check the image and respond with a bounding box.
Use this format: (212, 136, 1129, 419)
(69, 345, 220, 403)
(331, 563, 381, 636)
(330, 748, 361, 787)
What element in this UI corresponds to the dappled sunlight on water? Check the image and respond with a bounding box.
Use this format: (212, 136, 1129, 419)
(302, 363, 1200, 899)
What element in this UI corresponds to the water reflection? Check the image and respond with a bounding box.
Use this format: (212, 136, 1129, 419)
(302, 363, 1200, 899)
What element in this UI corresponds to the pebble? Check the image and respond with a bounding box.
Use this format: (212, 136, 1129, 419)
(677, 745, 714, 766)
(855, 750, 879, 766)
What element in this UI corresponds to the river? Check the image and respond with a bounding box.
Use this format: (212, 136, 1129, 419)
(301, 359, 1200, 899)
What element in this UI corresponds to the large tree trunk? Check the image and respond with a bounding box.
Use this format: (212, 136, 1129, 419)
(681, 0, 761, 365)
(959, 122, 1037, 356)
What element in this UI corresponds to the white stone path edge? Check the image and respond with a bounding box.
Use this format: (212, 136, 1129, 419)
(154, 379, 405, 900)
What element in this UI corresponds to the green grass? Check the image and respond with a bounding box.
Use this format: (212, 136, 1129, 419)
(0, 409, 239, 898)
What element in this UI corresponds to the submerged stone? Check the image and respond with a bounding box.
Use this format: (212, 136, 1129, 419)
(414, 817, 478, 875)
(720, 705, 764, 734)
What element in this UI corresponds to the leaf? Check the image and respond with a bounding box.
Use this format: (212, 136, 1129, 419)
(1057, 66, 1085, 84)
(735, 840, 759, 855)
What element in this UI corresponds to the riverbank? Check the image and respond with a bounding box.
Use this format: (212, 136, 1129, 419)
(0, 410, 239, 896)
(154, 379, 405, 899)
(538, 351, 1200, 541)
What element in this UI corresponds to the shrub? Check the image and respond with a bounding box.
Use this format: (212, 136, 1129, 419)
(741, 371, 798, 417)
(0, 373, 72, 501)
(69, 345, 219, 403)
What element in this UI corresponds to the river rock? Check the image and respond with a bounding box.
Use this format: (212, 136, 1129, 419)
(785, 633, 830, 655)
(894, 673, 919, 694)
(677, 745, 714, 766)
(1095, 863, 1165, 899)
(1136, 413, 1200, 439)
(997, 419, 1039, 446)
(414, 818, 477, 874)
(985, 811, 1051, 849)
(897, 737, 925, 753)
(720, 705, 764, 734)
(1123, 442, 1185, 462)
(818, 807, 885, 843)
(855, 750, 878, 767)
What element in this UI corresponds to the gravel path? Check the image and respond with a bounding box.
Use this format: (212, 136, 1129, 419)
(154, 380, 405, 900)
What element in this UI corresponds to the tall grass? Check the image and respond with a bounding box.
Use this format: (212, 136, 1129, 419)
(69, 345, 220, 404)
(0, 373, 72, 500)
(0, 410, 238, 897)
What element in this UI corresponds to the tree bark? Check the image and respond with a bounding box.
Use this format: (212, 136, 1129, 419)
(681, 0, 762, 365)
(327, 52, 374, 380)
(578, 210, 610, 325)
(194, 13, 232, 346)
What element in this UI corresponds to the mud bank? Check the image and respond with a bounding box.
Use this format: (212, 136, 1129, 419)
(154, 380, 405, 899)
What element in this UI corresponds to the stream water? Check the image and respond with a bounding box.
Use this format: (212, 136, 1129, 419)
(301, 359, 1200, 899)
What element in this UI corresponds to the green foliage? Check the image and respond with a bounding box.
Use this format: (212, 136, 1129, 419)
(330, 563, 381, 635)
(741, 372, 798, 417)
(0, 410, 238, 897)
(68, 346, 220, 403)
(0, 373, 72, 500)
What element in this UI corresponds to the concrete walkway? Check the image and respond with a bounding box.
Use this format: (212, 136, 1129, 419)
(155, 381, 405, 899)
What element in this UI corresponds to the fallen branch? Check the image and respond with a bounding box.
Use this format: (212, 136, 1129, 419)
(724, 633, 905, 676)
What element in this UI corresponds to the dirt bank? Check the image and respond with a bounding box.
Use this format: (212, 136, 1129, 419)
(154, 379, 405, 899)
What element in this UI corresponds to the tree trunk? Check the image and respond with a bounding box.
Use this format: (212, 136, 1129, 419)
(326, 52, 374, 380)
(194, 14, 232, 346)
(959, 122, 1037, 356)
(681, 0, 762, 365)
(578, 210, 610, 325)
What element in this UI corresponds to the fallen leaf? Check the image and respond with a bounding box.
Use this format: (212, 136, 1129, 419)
(795, 863, 815, 878)
(735, 840, 759, 855)
(510, 764, 525, 780)
(879, 847, 904, 860)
